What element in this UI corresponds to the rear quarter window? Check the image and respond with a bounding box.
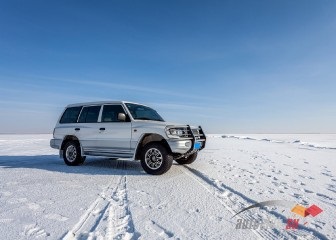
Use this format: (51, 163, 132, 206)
(59, 106, 82, 124)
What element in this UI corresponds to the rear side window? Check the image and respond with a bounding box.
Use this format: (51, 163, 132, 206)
(101, 105, 126, 122)
(59, 106, 82, 124)
(78, 106, 101, 123)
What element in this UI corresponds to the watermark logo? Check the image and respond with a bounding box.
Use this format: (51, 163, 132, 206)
(232, 200, 323, 230)
(286, 204, 323, 230)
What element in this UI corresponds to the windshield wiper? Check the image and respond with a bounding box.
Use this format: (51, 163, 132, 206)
(136, 117, 163, 121)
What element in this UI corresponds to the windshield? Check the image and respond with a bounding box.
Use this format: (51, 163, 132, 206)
(125, 103, 164, 121)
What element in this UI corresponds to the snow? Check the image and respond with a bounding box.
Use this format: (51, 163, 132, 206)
(221, 134, 336, 150)
(0, 134, 335, 239)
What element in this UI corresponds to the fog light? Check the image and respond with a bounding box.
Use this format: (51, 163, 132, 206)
(185, 141, 191, 147)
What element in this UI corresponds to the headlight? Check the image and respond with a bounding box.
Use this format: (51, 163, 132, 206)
(165, 127, 188, 138)
(169, 129, 184, 135)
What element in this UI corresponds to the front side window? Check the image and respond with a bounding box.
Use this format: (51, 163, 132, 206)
(78, 106, 101, 123)
(102, 105, 127, 122)
(60, 106, 82, 124)
(125, 103, 164, 121)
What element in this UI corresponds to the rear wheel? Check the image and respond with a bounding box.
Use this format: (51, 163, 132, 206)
(141, 143, 173, 175)
(63, 141, 84, 166)
(175, 152, 198, 165)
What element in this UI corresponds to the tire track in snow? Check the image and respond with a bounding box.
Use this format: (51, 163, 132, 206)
(181, 166, 328, 240)
(23, 223, 50, 238)
(63, 174, 138, 240)
(179, 166, 275, 239)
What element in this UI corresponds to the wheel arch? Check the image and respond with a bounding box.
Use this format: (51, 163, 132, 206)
(134, 133, 171, 160)
(61, 135, 81, 150)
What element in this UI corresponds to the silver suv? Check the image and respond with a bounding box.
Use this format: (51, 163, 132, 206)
(50, 101, 206, 175)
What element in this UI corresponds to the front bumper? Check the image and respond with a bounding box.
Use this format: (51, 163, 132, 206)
(50, 139, 62, 149)
(167, 125, 206, 155)
(167, 139, 193, 154)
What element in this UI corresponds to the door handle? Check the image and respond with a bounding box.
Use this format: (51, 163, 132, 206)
(75, 128, 80, 131)
(99, 128, 106, 131)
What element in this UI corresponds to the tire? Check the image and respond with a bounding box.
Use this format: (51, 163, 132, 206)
(63, 141, 84, 166)
(175, 152, 198, 165)
(140, 143, 173, 175)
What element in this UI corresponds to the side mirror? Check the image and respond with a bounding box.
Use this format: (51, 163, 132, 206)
(118, 113, 126, 122)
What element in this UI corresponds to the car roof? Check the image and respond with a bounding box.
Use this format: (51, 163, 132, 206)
(66, 101, 148, 108)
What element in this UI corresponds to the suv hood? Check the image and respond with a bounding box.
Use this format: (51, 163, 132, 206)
(132, 120, 191, 129)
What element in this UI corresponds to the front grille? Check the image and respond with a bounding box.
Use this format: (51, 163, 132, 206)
(180, 128, 192, 138)
(190, 126, 206, 141)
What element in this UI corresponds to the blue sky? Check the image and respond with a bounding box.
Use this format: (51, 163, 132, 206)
(0, 0, 336, 133)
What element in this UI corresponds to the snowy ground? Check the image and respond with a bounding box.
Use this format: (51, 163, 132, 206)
(0, 134, 335, 240)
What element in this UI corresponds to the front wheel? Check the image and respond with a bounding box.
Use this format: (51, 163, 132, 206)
(175, 152, 198, 165)
(140, 143, 173, 175)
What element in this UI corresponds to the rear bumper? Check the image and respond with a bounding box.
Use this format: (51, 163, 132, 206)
(50, 139, 62, 149)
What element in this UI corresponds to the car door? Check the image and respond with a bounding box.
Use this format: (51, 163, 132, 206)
(96, 104, 132, 158)
(76, 105, 102, 154)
